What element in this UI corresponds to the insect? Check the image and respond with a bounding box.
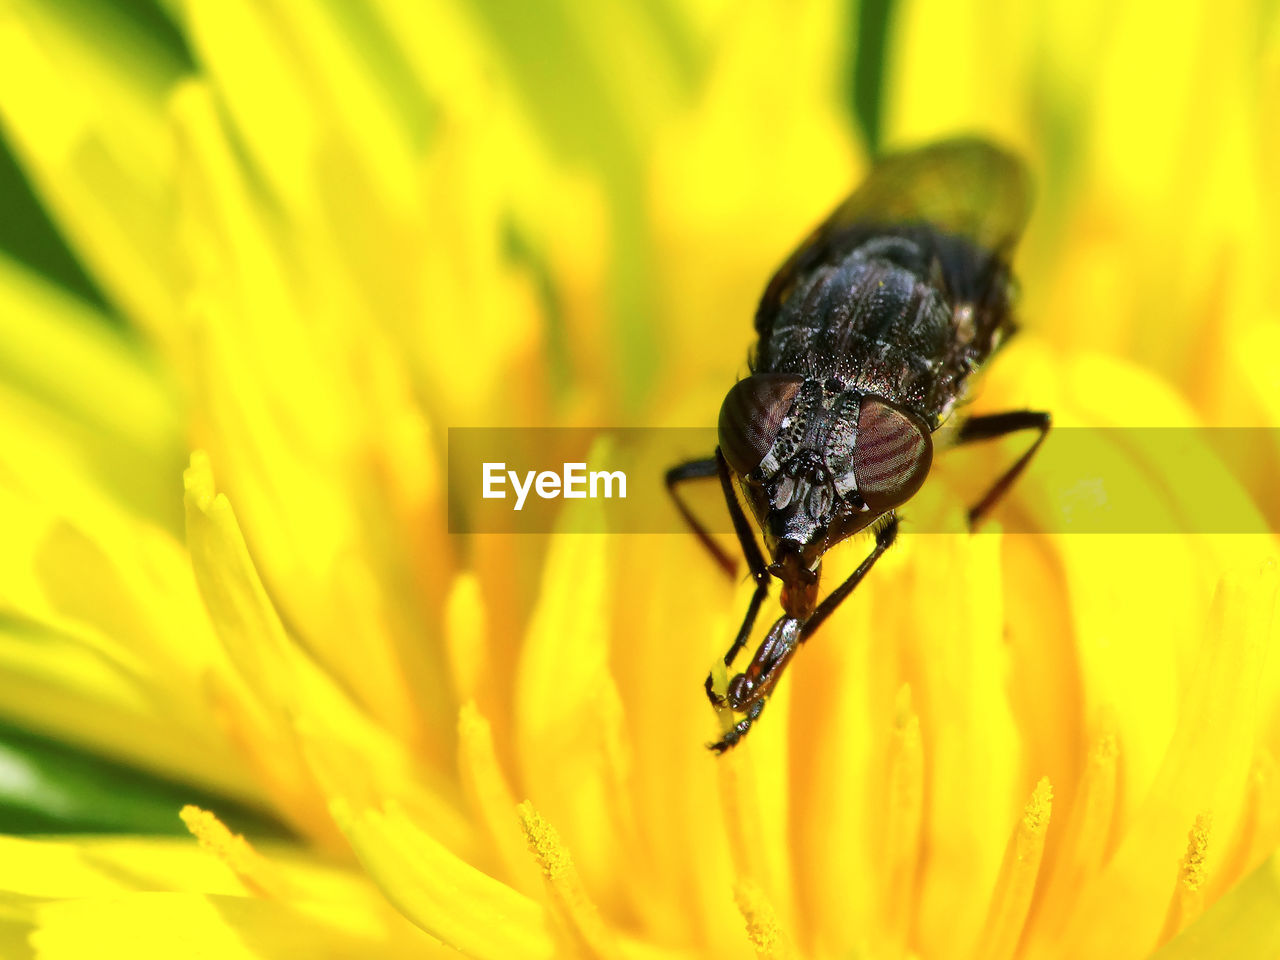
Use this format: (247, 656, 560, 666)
(666, 138, 1051, 753)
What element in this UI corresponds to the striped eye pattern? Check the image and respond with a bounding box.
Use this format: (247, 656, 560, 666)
(852, 397, 933, 512)
(717, 374, 803, 476)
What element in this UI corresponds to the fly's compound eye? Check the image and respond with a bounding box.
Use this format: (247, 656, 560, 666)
(852, 397, 933, 513)
(718, 374, 803, 476)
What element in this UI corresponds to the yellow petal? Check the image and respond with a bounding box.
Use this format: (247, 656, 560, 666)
(0, 467, 255, 801)
(788, 535, 893, 955)
(606, 531, 742, 955)
(973, 777, 1054, 960)
(1029, 727, 1119, 941)
(519, 800, 622, 960)
(881, 685, 925, 955)
(0, 604, 252, 805)
(514, 495, 633, 912)
(0, 827, 427, 956)
(184, 451, 472, 852)
(335, 799, 556, 960)
(1158, 813, 1213, 943)
(181, 805, 291, 901)
(457, 702, 542, 896)
(883, 0, 1036, 156)
(0, 253, 181, 524)
(897, 532, 1023, 960)
(1150, 852, 1280, 959)
(717, 741, 793, 935)
(0, 834, 243, 899)
(172, 79, 451, 751)
(734, 879, 795, 960)
(649, 0, 858, 395)
(446, 576, 494, 714)
(179, 0, 322, 216)
(1049, 563, 1277, 958)
(28, 893, 401, 960)
(1212, 749, 1280, 898)
(0, 4, 179, 338)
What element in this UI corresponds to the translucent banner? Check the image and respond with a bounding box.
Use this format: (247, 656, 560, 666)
(447, 427, 1278, 534)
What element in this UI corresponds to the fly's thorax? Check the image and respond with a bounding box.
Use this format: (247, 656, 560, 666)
(717, 375, 935, 569)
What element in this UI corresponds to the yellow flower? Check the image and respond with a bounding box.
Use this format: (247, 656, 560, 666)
(0, 0, 1278, 958)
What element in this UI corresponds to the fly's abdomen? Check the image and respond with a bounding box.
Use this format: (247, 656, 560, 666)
(754, 226, 1014, 424)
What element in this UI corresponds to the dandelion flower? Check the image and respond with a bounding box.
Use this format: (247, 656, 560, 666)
(0, 1, 1277, 958)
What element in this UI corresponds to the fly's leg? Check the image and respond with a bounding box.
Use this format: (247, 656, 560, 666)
(666, 456, 737, 577)
(703, 448, 772, 707)
(955, 410, 1051, 528)
(667, 453, 773, 708)
(710, 615, 801, 752)
(710, 520, 899, 754)
(799, 514, 899, 641)
(709, 699, 764, 754)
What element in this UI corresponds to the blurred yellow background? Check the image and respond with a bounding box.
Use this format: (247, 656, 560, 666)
(0, 1, 1278, 958)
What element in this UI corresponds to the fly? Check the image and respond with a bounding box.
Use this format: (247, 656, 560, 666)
(666, 137, 1051, 752)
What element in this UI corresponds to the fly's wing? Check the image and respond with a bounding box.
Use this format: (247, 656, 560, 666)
(756, 137, 1032, 332)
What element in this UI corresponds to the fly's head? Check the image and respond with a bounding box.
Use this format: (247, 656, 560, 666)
(718, 374, 933, 614)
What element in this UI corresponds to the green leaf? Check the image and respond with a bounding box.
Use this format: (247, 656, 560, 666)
(0, 719, 289, 839)
(0, 133, 108, 314)
(850, 0, 895, 156)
